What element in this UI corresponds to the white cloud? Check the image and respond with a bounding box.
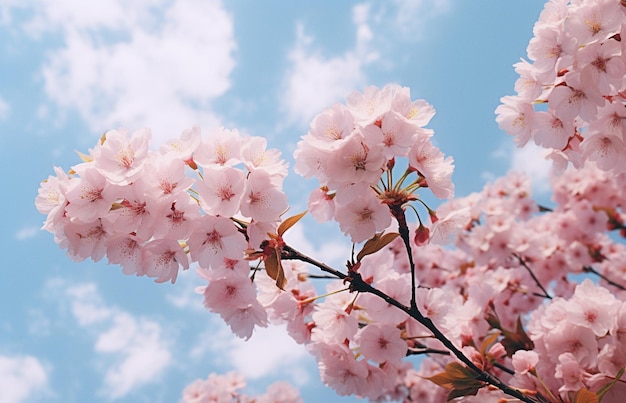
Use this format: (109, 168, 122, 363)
(12, 0, 235, 144)
(510, 143, 552, 195)
(95, 315, 171, 399)
(388, 0, 451, 37)
(227, 325, 309, 382)
(166, 266, 206, 311)
(490, 142, 552, 196)
(14, 226, 38, 241)
(197, 318, 310, 385)
(0, 355, 49, 403)
(62, 282, 172, 399)
(0, 96, 10, 120)
(281, 4, 379, 126)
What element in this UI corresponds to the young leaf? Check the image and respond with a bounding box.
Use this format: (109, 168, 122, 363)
(264, 251, 286, 290)
(356, 232, 400, 262)
(597, 367, 625, 402)
(479, 331, 501, 356)
(447, 386, 481, 401)
(572, 387, 599, 403)
(278, 211, 307, 236)
(425, 362, 484, 393)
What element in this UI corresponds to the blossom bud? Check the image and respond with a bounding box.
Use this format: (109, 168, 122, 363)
(414, 223, 430, 246)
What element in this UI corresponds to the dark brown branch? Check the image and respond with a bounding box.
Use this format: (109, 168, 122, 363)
(281, 245, 540, 403)
(514, 254, 552, 300)
(583, 266, 626, 291)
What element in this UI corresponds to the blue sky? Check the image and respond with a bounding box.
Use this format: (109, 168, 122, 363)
(0, 1, 548, 402)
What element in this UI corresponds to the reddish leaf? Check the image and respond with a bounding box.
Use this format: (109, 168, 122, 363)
(264, 252, 286, 290)
(572, 387, 599, 403)
(356, 232, 400, 262)
(425, 362, 484, 393)
(479, 331, 501, 356)
(277, 211, 307, 236)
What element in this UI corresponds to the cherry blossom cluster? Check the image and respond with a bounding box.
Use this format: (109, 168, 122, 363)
(511, 279, 626, 401)
(36, 128, 310, 399)
(294, 84, 455, 243)
(35, 126, 289, 337)
(182, 371, 302, 403)
(496, 0, 626, 173)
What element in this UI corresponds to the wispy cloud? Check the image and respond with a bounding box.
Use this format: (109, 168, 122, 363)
(490, 141, 552, 196)
(0, 96, 10, 120)
(14, 226, 39, 241)
(193, 317, 310, 386)
(281, 4, 378, 126)
(62, 281, 172, 399)
(388, 0, 451, 38)
(0, 355, 49, 403)
(6, 0, 236, 144)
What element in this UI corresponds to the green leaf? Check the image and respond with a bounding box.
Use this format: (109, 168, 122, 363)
(277, 211, 307, 236)
(356, 232, 400, 262)
(597, 367, 625, 402)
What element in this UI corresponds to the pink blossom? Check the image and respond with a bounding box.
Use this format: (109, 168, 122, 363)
(407, 135, 455, 199)
(555, 352, 586, 393)
(64, 219, 108, 262)
(311, 302, 358, 344)
(240, 170, 288, 223)
(568, 1, 622, 46)
(36, 166, 69, 233)
(512, 350, 539, 375)
(201, 271, 260, 315)
(160, 126, 201, 162)
(241, 136, 288, 179)
(188, 215, 248, 269)
(356, 323, 407, 364)
(547, 71, 605, 122)
(141, 239, 188, 283)
(64, 166, 118, 223)
(314, 343, 369, 396)
(568, 279, 619, 337)
(151, 196, 200, 241)
(256, 381, 303, 403)
(220, 299, 269, 340)
(324, 131, 386, 188)
(194, 127, 242, 167)
(141, 155, 194, 202)
(307, 187, 335, 222)
(429, 206, 470, 245)
(495, 95, 536, 147)
(390, 86, 435, 127)
(92, 128, 150, 185)
(334, 185, 390, 243)
(532, 110, 573, 150)
(346, 85, 392, 126)
(196, 166, 246, 217)
(105, 233, 144, 276)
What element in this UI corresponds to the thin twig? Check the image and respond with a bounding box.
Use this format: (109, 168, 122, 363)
(583, 266, 626, 291)
(514, 254, 552, 300)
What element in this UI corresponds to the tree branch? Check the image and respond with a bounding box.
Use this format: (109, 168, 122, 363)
(281, 245, 540, 403)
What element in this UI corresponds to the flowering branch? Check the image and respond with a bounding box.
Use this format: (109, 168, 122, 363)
(281, 243, 538, 403)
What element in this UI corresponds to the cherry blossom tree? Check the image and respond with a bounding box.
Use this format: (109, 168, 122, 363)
(36, 0, 626, 402)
